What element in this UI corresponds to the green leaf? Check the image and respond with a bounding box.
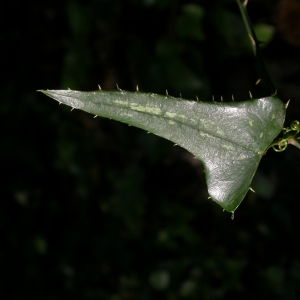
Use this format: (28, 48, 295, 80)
(40, 89, 285, 212)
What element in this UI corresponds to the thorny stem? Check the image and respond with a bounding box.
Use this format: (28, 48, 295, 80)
(236, 0, 276, 94)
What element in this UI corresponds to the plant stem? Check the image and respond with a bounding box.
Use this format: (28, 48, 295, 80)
(236, 0, 276, 95)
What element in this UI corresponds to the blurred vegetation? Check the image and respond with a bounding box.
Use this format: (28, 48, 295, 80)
(1, 0, 300, 299)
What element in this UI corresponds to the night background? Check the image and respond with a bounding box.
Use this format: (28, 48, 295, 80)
(2, 0, 300, 299)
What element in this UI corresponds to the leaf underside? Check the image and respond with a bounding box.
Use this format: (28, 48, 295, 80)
(40, 89, 285, 212)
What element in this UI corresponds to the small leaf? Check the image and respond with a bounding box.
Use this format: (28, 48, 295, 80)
(40, 89, 285, 212)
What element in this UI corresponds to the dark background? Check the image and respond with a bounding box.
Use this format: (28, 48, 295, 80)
(2, 0, 300, 299)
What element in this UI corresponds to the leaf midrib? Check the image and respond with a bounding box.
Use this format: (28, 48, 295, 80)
(88, 97, 261, 156)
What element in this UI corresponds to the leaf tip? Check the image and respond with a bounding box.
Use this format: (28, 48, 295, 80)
(37, 89, 48, 94)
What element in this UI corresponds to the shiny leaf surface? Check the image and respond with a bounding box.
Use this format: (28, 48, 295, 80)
(40, 89, 285, 211)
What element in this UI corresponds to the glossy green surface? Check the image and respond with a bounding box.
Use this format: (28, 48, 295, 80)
(41, 89, 285, 211)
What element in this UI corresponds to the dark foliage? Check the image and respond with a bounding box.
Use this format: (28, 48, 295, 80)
(1, 0, 300, 299)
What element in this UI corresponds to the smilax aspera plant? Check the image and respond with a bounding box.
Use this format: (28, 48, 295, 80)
(39, 0, 300, 215)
